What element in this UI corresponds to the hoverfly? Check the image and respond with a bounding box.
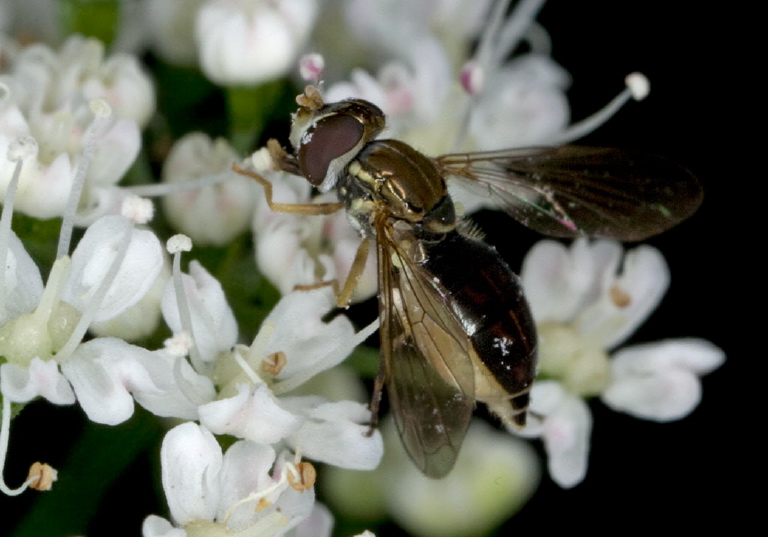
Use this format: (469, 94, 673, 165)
(239, 85, 702, 478)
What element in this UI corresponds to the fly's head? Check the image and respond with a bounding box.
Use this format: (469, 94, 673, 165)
(289, 85, 385, 193)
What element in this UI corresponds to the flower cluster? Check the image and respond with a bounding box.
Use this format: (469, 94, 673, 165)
(0, 1, 721, 536)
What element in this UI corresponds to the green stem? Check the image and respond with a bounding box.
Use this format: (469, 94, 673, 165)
(60, 0, 119, 45)
(226, 80, 286, 154)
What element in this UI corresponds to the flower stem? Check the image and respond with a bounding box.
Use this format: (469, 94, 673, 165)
(226, 80, 286, 154)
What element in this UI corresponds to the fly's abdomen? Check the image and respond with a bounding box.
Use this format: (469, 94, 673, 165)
(422, 230, 538, 427)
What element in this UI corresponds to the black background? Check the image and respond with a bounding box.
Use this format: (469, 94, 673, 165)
(503, 0, 742, 532)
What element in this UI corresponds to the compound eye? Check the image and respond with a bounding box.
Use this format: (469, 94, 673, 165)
(298, 113, 364, 186)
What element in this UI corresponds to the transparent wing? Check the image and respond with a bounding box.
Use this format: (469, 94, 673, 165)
(434, 146, 703, 241)
(377, 219, 475, 478)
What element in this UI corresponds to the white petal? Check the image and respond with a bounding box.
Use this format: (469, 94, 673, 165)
(144, 0, 204, 66)
(160, 423, 222, 524)
(141, 515, 187, 537)
(577, 244, 669, 349)
(470, 54, 570, 148)
(161, 261, 238, 362)
(87, 118, 142, 187)
(217, 441, 278, 528)
(284, 398, 383, 470)
(132, 351, 215, 420)
(195, 0, 318, 86)
(64, 216, 163, 322)
(602, 368, 701, 422)
(611, 338, 725, 376)
(292, 502, 334, 537)
(520, 381, 591, 488)
(1, 232, 44, 321)
(162, 133, 257, 246)
(0, 358, 75, 404)
(63, 337, 212, 423)
(199, 384, 302, 444)
(521, 239, 613, 322)
(602, 339, 725, 421)
(265, 289, 356, 382)
(62, 338, 152, 424)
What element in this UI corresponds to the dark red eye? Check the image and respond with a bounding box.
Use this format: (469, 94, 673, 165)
(298, 113, 364, 186)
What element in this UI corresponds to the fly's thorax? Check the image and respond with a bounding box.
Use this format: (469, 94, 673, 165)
(350, 139, 457, 235)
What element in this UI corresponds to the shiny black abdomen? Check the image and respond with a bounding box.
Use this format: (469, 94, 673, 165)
(421, 231, 538, 399)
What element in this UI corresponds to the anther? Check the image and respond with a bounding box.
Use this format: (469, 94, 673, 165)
(287, 461, 316, 492)
(166, 234, 192, 254)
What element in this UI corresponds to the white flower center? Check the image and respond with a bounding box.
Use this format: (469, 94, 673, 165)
(0, 259, 80, 366)
(537, 322, 610, 397)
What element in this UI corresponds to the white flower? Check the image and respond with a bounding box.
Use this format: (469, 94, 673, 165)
(145, 422, 326, 537)
(0, 0, 62, 45)
(518, 381, 591, 489)
(468, 54, 570, 149)
(325, 419, 538, 537)
(161, 259, 239, 364)
(518, 239, 724, 487)
(0, 36, 156, 222)
(195, 0, 319, 86)
(61, 337, 213, 424)
(252, 170, 377, 302)
(159, 249, 383, 470)
(9, 35, 155, 127)
(193, 286, 383, 470)
(162, 132, 258, 246)
(89, 262, 169, 342)
(0, 216, 165, 410)
(602, 339, 725, 421)
(144, 0, 207, 66)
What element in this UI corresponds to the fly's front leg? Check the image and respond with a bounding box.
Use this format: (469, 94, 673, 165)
(233, 162, 344, 216)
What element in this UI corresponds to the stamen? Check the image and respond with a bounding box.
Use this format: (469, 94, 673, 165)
(232, 346, 263, 386)
(121, 195, 154, 224)
(250, 147, 275, 172)
(473, 0, 513, 74)
(0, 397, 38, 495)
(493, 0, 549, 66)
(167, 235, 209, 375)
(625, 72, 650, 100)
(26, 462, 57, 491)
(609, 284, 632, 308)
(171, 351, 211, 407)
(222, 461, 300, 522)
(261, 351, 287, 376)
(548, 73, 651, 145)
(56, 99, 113, 260)
(0, 136, 38, 321)
(55, 221, 133, 363)
(272, 316, 379, 395)
(299, 53, 324, 84)
(164, 331, 194, 357)
(126, 171, 233, 198)
(286, 461, 316, 492)
(460, 61, 485, 96)
(166, 234, 192, 255)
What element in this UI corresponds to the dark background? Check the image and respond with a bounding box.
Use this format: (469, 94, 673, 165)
(503, 0, 742, 531)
